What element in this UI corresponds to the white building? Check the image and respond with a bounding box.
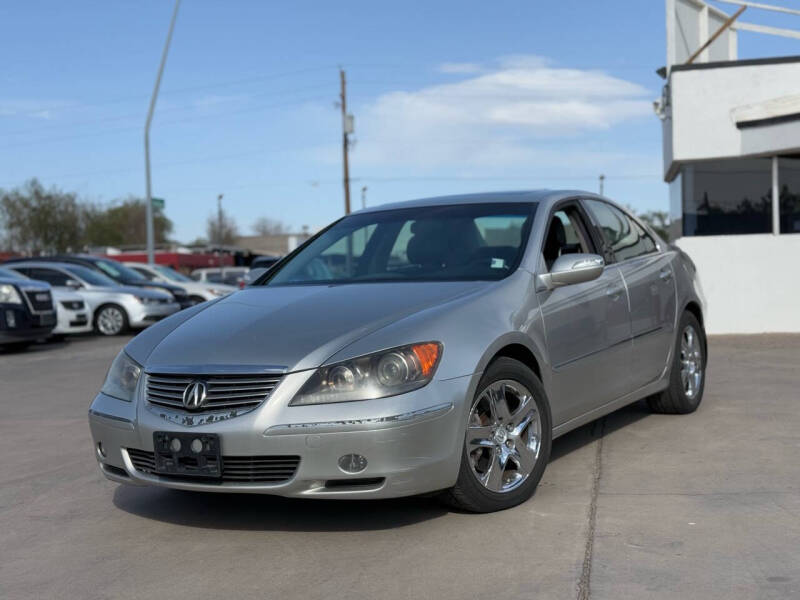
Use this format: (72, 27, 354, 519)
(658, 0, 800, 334)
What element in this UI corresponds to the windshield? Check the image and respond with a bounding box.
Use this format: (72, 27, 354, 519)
(153, 265, 193, 282)
(0, 267, 25, 279)
(92, 258, 147, 282)
(264, 202, 536, 286)
(64, 264, 118, 287)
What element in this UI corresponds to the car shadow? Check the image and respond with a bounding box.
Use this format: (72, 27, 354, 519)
(112, 400, 652, 531)
(113, 485, 448, 531)
(549, 400, 651, 462)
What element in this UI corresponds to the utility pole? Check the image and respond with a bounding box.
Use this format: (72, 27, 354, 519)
(144, 0, 180, 265)
(361, 186, 367, 210)
(599, 174, 605, 196)
(217, 193, 224, 271)
(340, 68, 352, 215)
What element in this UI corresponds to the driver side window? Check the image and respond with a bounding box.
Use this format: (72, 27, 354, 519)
(542, 208, 591, 271)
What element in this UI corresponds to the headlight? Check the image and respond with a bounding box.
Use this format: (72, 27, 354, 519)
(101, 351, 142, 402)
(290, 342, 442, 406)
(0, 284, 23, 304)
(134, 295, 161, 304)
(207, 288, 228, 297)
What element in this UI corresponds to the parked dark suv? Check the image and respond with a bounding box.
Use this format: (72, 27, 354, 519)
(4, 255, 192, 309)
(0, 270, 56, 349)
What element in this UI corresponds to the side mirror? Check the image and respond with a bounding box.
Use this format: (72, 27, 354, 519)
(538, 253, 604, 290)
(65, 279, 83, 289)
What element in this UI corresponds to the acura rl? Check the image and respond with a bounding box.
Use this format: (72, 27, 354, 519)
(89, 191, 706, 512)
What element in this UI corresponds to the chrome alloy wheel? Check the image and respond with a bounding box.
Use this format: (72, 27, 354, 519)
(680, 324, 703, 399)
(465, 380, 542, 493)
(97, 306, 125, 335)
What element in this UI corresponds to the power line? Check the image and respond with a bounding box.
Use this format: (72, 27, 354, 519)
(1, 82, 336, 138)
(0, 94, 332, 150)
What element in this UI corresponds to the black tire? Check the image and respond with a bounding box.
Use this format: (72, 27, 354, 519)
(442, 357, 552, 513)
(648, 311, 707, 414)
(94, 304, 129, 336)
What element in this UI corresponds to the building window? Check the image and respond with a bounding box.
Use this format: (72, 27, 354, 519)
(682, 159, 773, 236)
(780, 158, 800, 234)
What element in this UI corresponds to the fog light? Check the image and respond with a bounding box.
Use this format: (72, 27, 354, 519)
(96, 442, 106, 460)
(338, 453, 368, 474)
(5, 310, 16, 328)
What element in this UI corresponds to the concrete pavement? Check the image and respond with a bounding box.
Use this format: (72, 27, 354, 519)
(1, 334, 798, 599)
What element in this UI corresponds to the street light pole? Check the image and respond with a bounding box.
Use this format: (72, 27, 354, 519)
(217, 193, 224, 272)
(144, 0, 180, 265)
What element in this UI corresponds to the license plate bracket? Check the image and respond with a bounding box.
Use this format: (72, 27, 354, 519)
(153, 432, 222, 478)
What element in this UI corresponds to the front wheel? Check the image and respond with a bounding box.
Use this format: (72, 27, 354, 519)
(94, 304, 129, 336)
(648, 311, 707, 414)
(442, 357, 552, 513)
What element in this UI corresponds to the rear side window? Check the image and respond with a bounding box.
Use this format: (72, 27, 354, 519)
(584, 200, 656, 262)
(29, 268, 70, 286)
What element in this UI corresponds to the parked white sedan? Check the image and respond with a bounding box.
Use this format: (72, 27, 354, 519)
(50, 288, 93, 335)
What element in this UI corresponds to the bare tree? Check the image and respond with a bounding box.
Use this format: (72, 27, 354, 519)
(251, 217, 287, 236)
(206, 209, 239, 245)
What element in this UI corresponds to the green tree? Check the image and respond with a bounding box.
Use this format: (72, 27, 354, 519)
(0, 179, 83, 253)
(83, 197, 173, 247)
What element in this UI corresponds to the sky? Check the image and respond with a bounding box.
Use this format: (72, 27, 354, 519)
(1, 0, 799, 243)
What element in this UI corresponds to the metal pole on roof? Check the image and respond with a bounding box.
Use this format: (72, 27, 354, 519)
(144, 0, 180, 265)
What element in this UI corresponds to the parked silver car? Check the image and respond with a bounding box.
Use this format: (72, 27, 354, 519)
(190, 267, 248, 288)
(123, 262, 236, 304)
(89, 191, 706, 512)
(9, 262, 180, 336)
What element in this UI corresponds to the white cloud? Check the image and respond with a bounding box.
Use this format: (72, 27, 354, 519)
(438, 62, 484, 74)
(0, 99, 70, 120)
(351, 55, 654, 168)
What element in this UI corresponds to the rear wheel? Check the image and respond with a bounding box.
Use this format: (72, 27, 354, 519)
(94, 304, 129, 336)
(648, 311, 706, 414)
(443, 357, 552, 513)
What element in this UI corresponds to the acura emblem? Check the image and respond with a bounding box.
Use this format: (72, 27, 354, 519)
(182, 381, 208, 410)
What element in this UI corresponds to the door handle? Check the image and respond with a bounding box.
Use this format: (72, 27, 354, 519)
(606, 285, 623, 301)
(659, 268, 673, 283)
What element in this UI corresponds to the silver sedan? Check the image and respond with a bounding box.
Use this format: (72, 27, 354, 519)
(89, 191, 706, 512)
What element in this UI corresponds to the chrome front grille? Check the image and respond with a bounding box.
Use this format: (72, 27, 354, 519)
(146, 372, 282, 411)
(127, 448, 300, 483)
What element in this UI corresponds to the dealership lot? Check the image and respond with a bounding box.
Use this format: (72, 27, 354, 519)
(1, 335, 798, 600)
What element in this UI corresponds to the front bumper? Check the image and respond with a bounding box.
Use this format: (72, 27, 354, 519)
(53, 310, 92, 335)
(128, 302, 181, 328)
(88, 373, 473, 499)
(0, 304, 55, 343)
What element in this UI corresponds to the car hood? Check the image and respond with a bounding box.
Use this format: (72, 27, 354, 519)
(140, 281, 486, 372)
(0, 276, 49, 290)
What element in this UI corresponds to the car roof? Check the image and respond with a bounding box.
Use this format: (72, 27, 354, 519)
(7, 260, 79, 269)
(353, 189, 602, 215)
